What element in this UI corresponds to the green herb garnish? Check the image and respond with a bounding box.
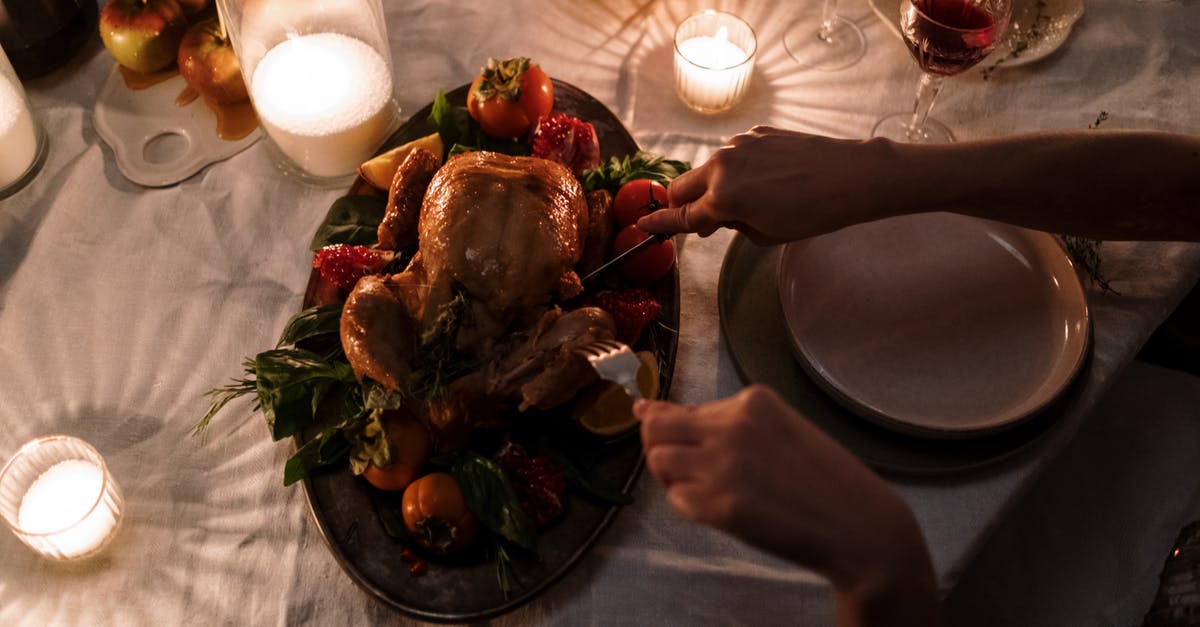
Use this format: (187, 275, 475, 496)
(411, 291, 478, 401)
(446, 452, 536, 550)
(580, 151, 691, 193)
(309, 194, 388, 250)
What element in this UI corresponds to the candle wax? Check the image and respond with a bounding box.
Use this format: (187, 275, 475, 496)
(251, 33, 394, 178)
(674, 28, 753, 113)
(0, 74, 39, 189)
(18, 459, 118, 559)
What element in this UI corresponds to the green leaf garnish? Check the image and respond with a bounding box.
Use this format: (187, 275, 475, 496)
(277, 302, 344, 348)
(253, 348, 355, 440)
(284, 426, 352, 486)
(580, 151, 691, 193)
(309, 195, 388, 250)
(448, 452, 536, 550)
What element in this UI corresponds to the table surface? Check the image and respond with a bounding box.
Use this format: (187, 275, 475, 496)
(2, 0, 1198, 624)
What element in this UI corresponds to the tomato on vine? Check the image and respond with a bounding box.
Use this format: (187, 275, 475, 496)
(466, 57, 554, 140)
(613, 179, 669, 227)
(613, 225, 676, 285)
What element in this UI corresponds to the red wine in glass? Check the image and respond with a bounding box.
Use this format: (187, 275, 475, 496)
(904, 0, 1001, 76)
(872, 0, 1011, 143)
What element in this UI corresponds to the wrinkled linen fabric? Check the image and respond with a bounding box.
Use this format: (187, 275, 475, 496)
(1, 0, 1198, 625)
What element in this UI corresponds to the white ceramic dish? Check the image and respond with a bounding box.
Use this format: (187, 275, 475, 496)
(93, 65, 261, 187)
(868, 0, 1085, 70)
(776, 212, 1090, 438)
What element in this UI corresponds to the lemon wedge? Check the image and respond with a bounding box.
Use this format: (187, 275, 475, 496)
(357, 132, 444, 190)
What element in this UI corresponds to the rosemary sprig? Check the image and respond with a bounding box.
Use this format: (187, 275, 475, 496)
(411, 291, 478, 401)
(1063, 235, 1118, 295)
(193, 357, 258, 440)
(1059, 111, 1118, 295)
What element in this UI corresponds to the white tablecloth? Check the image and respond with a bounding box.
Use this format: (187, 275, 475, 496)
(2, 0, 1198, 624)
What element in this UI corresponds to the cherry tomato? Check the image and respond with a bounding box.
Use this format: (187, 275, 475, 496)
(613, 225, 676, 285)
(466, 57, 554, 140)
(613, 179, 669, 227)
(402, 472, 479, 554)
(362, 409, 432, 492)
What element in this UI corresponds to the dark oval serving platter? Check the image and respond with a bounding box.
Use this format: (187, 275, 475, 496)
(296, 80, 680, 622)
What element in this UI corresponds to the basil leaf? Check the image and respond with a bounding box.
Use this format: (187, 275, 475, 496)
(580, 151, 692, 193)
(254, 348, 356, 440)
(284, 426, 351, 486)
(309, 195, 388, 250)
(347, 408, 390, 476)
(450, 452, 536, 549)
(545, 447, 632, 506)
(277, 303, 344, 348)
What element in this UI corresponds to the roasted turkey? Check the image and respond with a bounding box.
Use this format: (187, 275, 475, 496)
(341, 149, 617, 438)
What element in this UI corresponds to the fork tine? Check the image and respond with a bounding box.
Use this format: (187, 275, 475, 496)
(574, 339, 642, 400)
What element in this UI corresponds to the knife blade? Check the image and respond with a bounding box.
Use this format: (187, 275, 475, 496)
(581, 232, 669, 283)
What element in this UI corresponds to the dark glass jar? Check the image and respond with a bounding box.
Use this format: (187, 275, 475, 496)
(0, 0, 98, 79)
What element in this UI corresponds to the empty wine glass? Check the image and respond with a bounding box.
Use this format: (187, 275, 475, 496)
(783, 0, 867, 71)
(872, 0, 1011, 142)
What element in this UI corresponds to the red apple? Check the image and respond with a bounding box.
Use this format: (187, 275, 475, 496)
(99, 0, 188, 74)
(177, 17, 248, 104)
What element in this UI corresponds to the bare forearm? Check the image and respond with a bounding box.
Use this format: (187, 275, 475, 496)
(886, 131, 1200, 241)
(829, 504, 942, 627)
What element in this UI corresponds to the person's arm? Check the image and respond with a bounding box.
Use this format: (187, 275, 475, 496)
(636, 386, 941, 626)
(907, 131, 1200, 241)
(638, 127, 1200, 243)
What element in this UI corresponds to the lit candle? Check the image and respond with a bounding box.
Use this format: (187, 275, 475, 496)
(674, 11, 757, 114)
(0, 436, 125, 561)
(0, 68, 39, 190)
(18, 460, 120, 559)
(250, 32, 395, 179)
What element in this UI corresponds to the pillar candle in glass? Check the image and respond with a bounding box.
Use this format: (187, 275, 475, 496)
(215, 0, 401, 185)
(674, 11, 757, 114)
(0, 436, 125, 561)
(0, 42, 47, 199)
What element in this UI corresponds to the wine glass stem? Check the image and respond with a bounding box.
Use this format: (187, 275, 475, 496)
(907, 73, 945, 141)
(818, 0, 838, 41)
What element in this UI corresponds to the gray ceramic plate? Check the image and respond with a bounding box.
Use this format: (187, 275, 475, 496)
(776, 213, 1090, 438)
(297, 81, 680, 622)
(718, 234, 1088, 476)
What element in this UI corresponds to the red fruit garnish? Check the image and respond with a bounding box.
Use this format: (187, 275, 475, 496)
(531, 113, 600, 176)
(311, 244, 393, 291)
(595, 288, 662, 345)
(495, 441, 568, 529)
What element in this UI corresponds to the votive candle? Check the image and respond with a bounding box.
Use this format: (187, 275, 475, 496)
(674, 11, 757, 114)
(0, 436, 125, 561)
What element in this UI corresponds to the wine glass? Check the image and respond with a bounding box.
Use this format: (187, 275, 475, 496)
(783, 0, 867, 71)
(872, 0, 1011, 142)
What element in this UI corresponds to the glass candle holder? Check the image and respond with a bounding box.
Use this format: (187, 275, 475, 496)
(673, 10, 757, 114)
(215, 0, 401, 186)
(0, 43, 47, 200)
(0, 435, 125, 561)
